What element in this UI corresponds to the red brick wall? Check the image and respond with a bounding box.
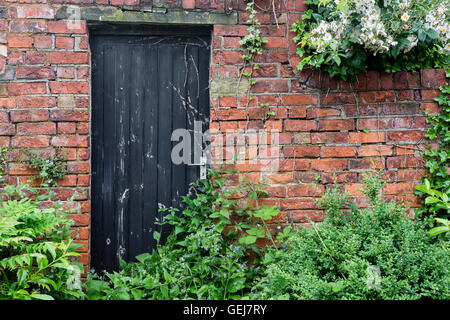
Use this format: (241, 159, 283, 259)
(0, 0, 447, 273)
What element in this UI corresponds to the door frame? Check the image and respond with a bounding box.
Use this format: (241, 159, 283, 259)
(88, 23, 212, 272)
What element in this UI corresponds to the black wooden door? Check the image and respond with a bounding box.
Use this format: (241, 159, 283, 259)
(90, 25, 211, 272)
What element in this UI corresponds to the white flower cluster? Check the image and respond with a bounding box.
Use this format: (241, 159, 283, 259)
(353, 0, 397, 55)
(309, 19, 346, 53)
(306, 0, 450, 56)
(424, 3, 450, 54)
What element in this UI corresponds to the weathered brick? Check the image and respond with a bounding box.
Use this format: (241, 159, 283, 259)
(51, 136, 89, 147)
(8, 82, 47, 95)
(384, 183, 414, 195)
(284, 146, 320, 158)
(48, 21, 87, 34)
(49, 52, 89, 64)
(349, 132, 385, 144)
(288, 185, 323, 197)
(12, 136, 49, 148)
(307, 107, 341, 118)
(67, 161, 90, 174)
(56, 66, 75, 79)
(357, 145, 393, 157)
(344, 183, 364, 196)
(321, 93, 356, 105)
(387, 130, 424, 142)
(0, 111, 9, 123)
(284, 120, 316, 131)
(321, 146, 356, 158)
(321, 172, 357, 183)
(359, 91, 395, 103)
(251, 80, 288, 93)
(16, 6, 54, 19)
(17, 122, 56, 135)
(266, 172, 295, 184)
(421, 69, 436, 88)
(58, 174, 78, 187)
(0, 124, 15, 136)
(292, 132, 310, 144)
(283, 94, 318, 106)
(10, 110, 48, 122)
(55, 36, 74, 49)
(33, 35, 52, 48)
(7, 35, 33, 48)
(387, 156, 423, 169)
(18, 96, 56, 109)
(214, 25, 248, 36)
(50, 110, 89, 122)
(0, 97, 16, 109)
(49, 81, 89, 94)
(68, 214, 90, 227)
(357, 118, 412, 130)
(212, 109, 247, 121)
(77, 175, 90, 187)
(25, 51, 47, 64)
(311, 132, 348, 144)
(393, 71, 408, 89)
(348, 158, 385, 170)
(318, 119, 354, 131)
(420, 102, 439, 114)
(58, 122, 77, 134)
(311, 159, 347, 171)
(16, 66, 55, 80)
(10, 21, 46, 33)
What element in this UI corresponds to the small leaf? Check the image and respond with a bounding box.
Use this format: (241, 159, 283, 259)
(31, 293, 54, 300)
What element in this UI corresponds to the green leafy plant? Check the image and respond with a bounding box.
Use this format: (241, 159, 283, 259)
(239, 1, 269, 125)
(24, 149, 68, 186)
(0, 147, 7, 178)
(416, 179, 450, 214)
(85, 168, 284, 300)
(416, 83, 450, 223)
(428, 218, 450, 238)
(240, 1, 267, 66)
(291, 0, 450, 80)
(0, 183, 84, 300)
(415, 179, 450, 240)
(252, 170, 449, 300)
(210, 169, 281, 254)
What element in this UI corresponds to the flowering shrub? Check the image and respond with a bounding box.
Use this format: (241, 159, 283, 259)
(292, 0, 450, 80)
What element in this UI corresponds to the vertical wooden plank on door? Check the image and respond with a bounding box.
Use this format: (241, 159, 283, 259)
(90, 39, 104, 272)
(198, 36, 211, 137)
(171, 40, 188, 210)
(142, 42, 158, 253)
(128, 44, 145, 260)
(157, 42, 173, 243)
(114, 44, 131, 269)
(186, 43, 200, 185)
(101, 44, 117, 271)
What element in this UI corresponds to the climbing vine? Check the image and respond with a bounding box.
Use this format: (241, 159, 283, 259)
(416, 80, 450, 223)
(238, 1, 268, 126)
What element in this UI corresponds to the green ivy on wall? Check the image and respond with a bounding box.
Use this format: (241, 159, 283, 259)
(416, 81, 450, 223)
